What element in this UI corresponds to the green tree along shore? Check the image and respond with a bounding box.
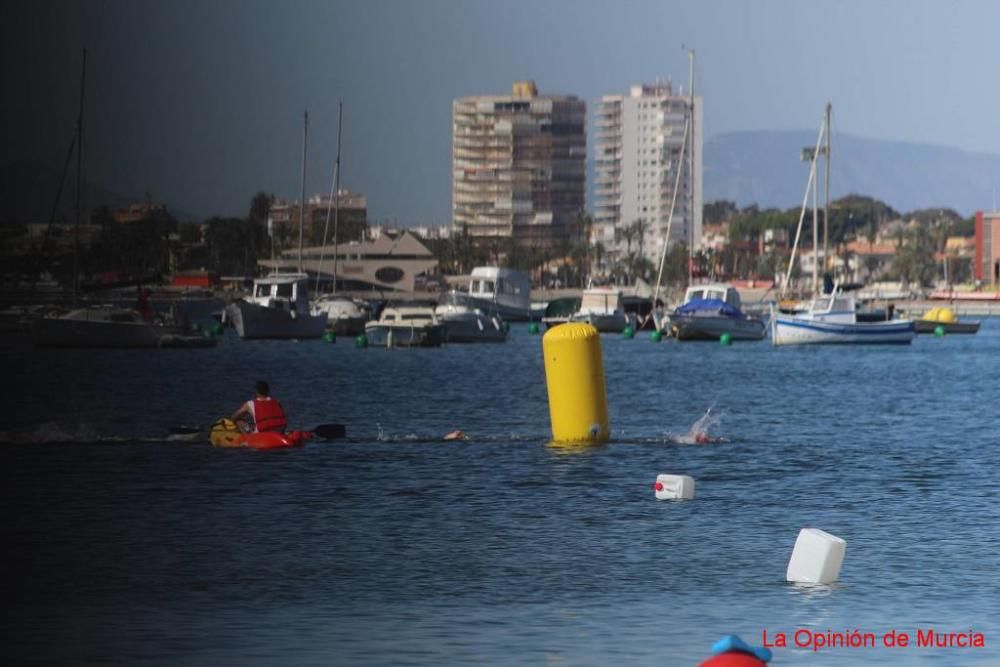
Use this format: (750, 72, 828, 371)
(1, 190, 978, 292)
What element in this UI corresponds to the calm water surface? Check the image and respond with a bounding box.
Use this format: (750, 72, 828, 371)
(3, 318, 999, 665)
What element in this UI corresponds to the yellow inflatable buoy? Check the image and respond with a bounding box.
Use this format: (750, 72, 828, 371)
(542, 323, 609, 444)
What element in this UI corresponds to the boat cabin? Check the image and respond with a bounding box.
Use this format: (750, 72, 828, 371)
(468, 267, 531, 311)
(683, 283, 742, 309)
(577, 288, 625, 315)
(248, 273, 312, 313)
(376, 305, 439, 326)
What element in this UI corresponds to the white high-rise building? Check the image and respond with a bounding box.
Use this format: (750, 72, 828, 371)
(594, 82, 703, 276)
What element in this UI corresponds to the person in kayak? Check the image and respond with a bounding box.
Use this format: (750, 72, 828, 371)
(231, 381, 288, 433)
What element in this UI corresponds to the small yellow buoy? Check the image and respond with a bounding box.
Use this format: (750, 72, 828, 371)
(542, 323, 609, 444)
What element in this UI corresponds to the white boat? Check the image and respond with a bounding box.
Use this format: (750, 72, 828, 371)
(467, 267, 544, 321)
(364, 304, 445, 347)
(311, 294, 368, 336)
(664, 283, 766, 341)
(34, 306, 190, 348)
(225, 273, 328, 339)
(569, 287, 633, 333)
(435, 291, 506, 343)
(770, 291, 914, 345)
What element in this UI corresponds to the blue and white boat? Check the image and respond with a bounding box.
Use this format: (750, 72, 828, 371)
(664, 283, 766, 341)
(769, 291, 914, 345)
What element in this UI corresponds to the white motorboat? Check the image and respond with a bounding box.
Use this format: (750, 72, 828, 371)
(467, 267, 544, 322)
(435, 291, 506, 343)
(34, 306, 189, 348)
(570, 288, 633, 333)
(664, 283, 767, 341)
(364, 304, 445, 347)
(312, 294, 368, 336)
(225, 273, 328, 339)
(770, 291, 914, 345)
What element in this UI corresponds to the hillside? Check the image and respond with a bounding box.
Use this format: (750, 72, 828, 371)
(703, 131, 1000, 215)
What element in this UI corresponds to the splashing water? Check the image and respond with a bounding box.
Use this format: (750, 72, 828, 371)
(669, 406, 726, 445)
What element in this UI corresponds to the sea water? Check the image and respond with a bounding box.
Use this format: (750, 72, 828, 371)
(3, 318, 999, 665)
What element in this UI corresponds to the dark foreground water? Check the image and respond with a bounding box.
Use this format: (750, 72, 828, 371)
(3, 319, 999, 665)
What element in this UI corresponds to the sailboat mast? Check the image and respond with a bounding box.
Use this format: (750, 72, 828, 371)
(687, 48, 695, 286)
(331, 102, 343, 293)
(824, 102, 831, 281)
(812, 149, 819, 295)
(73, 49, 87, 307)
(298, 110, 308, 274)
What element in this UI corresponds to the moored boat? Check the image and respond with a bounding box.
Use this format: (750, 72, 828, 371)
(569, 287, 633, 333)
(466, 267, 544, 321)
(664, 283, 766, 341)
(435, 291, 506, 343)
(770, 291, 914, 345)
(224, 273, 328, 339)
(914, 307, 980, 334)
(34, 306, 188, 348)
(311, 294, 368, 336)
(364, 304, 444, 347)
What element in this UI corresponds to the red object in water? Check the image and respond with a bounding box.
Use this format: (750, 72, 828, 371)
(239, 430, 311, 450)
(698, 653, 768, 667)
(654, 482, 664, 492)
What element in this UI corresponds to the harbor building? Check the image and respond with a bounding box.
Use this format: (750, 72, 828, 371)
(974, 210, 1000, 287)
(452, 81, 586, 249)
(259, 229, 438, 292)
(594, 81, 703, 274)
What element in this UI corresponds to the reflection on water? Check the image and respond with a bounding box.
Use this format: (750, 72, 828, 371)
(3, 320, 1000, 665)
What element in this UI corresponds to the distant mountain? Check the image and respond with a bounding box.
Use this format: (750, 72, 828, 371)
(1, 161, 200, 224)
(703, 131, 1000, 216)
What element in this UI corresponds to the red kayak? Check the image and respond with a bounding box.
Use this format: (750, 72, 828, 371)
(210, 419, 311, 449)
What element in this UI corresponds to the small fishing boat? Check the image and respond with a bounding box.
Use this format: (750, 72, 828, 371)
(225, 272, 328, 339)
(770, 290, 915, 345)
(34, 306, 188, 348)
(209, 418, 310, 450)
(312, 294, 368, 336)
(364, 304, 445, 347)
(466, 267, 544, 321)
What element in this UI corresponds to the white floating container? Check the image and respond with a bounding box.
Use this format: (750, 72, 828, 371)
(653, 474, 695, 500)
(786, 528, 846, 584)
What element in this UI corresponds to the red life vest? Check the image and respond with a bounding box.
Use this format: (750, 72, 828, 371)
(252, 398, 287, 433)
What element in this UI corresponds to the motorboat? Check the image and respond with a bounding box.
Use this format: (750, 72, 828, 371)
(541, 296, 581, 329)
(467, 267, 544, 321)
(224, 273, 328, 339)
(569, 287, 633, 333)
(914, 307, 980, 334)
(770, 290, 914, 345)
(664, 283, 766, 341)
(434, 291, 506, 343)
(311, 294, 368, 336)
(364, 304, 445, 347)
(33, 305, 190, 348)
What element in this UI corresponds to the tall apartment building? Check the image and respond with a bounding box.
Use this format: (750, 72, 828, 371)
(594, 82, 703, 273)
(453, 81, 586, 248)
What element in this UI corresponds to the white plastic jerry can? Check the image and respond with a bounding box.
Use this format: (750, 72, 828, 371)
(786, 527, 846, 584)
(653, 474, 695, 500)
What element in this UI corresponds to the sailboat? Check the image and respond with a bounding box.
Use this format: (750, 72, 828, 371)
(33, 50, 198, 348)
(308, 102, 368, 336)
(769, 104, 914, 346)
(225, 111, 328, 339)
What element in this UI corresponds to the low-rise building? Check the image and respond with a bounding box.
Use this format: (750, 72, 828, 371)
(974, 211, 999, 287)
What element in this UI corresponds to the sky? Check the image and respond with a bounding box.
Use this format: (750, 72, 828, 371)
(6, 0, 1000, 223)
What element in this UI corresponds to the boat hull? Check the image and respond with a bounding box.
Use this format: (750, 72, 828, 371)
(669, 314, 766, 341)
(34, 318, 184, 348)
(440, 313, 506, 343)
(225, 300, 327, 339)
(914, 319, 980, 334)
(569, 312, 630, 333)
(210, 428, 309, 449)
(772, 316, 915, 345)
(364, 323, 445, 347)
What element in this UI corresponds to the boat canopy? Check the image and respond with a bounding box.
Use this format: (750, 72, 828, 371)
(674, 298, 743, 318)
